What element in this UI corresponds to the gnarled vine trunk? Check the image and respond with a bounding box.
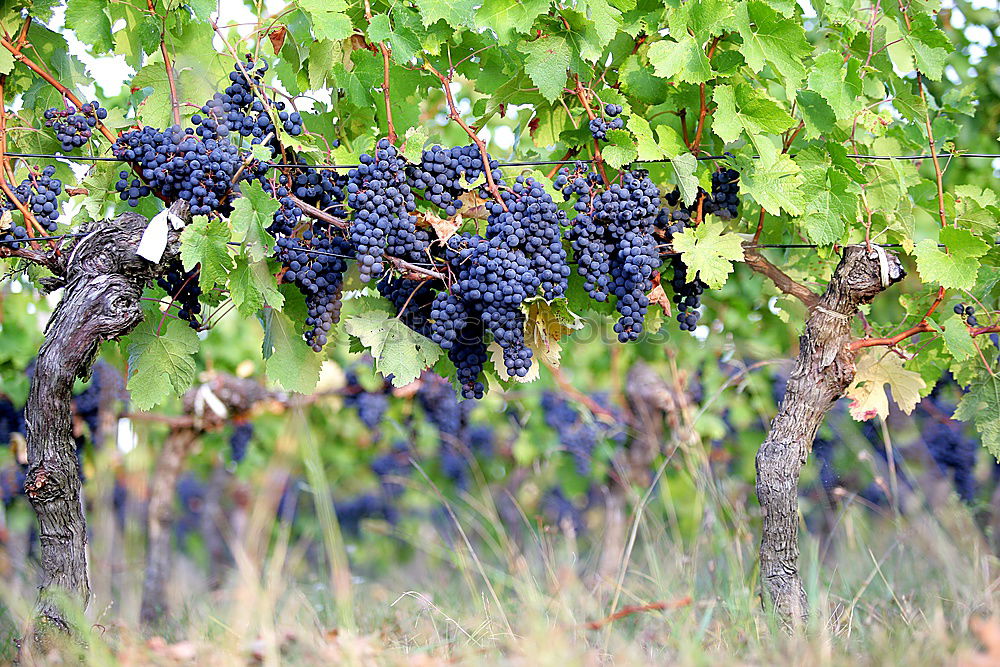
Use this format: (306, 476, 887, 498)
(755, 244, 903, 622)
(23, 204, 186, 640)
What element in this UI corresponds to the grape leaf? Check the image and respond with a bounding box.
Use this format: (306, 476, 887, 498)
(79, 161, 121, 221)
(712, 83, 796, 144)
(798, 167, 857, 245)
(647, 36, 713, 84)
(344, 309, 443, 386)
(796, 90, 837, 140)
(521, 296, 584, 368)
(602, 129, 638, 169)
(263, 308, 321, 394)
(65, 0, 113, 54)
(885, 12, 951, 81)
(518, 37, 570, 103)
(476, 0, 550, 40)
(230, 255, 284, 317)
(671, 153, 699, 207)
(671, 220, 745, 289)
(417, 0, 477, 27)
(955, 373, 1000, 460)
(914, 227, 991, 291)
(0, 48, 12, 76)
(179, 215, 233, 290)
(807, 52, 862, 121)
(845, 350, 926, 421)
(735, 0, 811, 87)
(231, 181, 279, 263)
(126, 319, 200, 410)
(299, 0, 353, 41)
(940, 314, 976, 361)
(401, 125, 430, 164)
(668, 0, 734, 40)
(736, 140, 805, 216)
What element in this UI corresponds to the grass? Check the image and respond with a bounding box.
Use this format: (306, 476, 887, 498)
(1, 435, 998, 665)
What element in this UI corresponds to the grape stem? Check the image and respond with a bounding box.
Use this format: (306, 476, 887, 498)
(688, 36, 723, 154)
(363, 0, 396, 143)
(423, 61, 507, 211)
(289, 194, 447, 281)
(572, 77, 610, 186)
(848, 286, 945, 352)
(584, 596, 692, 630)
(146, 0, 181, 126)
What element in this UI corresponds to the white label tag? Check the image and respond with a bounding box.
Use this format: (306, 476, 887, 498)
(136, 209, 170, 263)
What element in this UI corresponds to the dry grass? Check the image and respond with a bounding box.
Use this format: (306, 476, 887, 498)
(1, 428, 998, 666)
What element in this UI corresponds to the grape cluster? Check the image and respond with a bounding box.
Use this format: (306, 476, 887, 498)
(589, 104, 624, 141)
(276, 234, 353, 352)
(922, 415, 978, 503)
(541, 487, 586, 534)
(334, 493, 397, 535)
(703, 167, 740, 220)
(114, 125, 243, 215)
(43, 102, 106, 152)
(344, 370, 390, 431)
(194, 57, 300, 148)
(0, 397, 25, 447)
(558, 166, 661, 341)
(346, 139, 425, 282)
(406, 144, 502, 216)
(541, 391, 603, 475)
(157, 259, 203, 328)
(229, 421, 254, 463)
(0, 466, 25, 506)
(371, 441, 411, 499)
(1, 166, 63, 239)
(954, 303, 979, 327)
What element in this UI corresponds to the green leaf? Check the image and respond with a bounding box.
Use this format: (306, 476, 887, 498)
(735, 0, 811, 87)
(476, 0, 550, 40)
(671, 153, 699, 207)
(344, 308, 443, 386)
(0, 48, 12, 76)
(401, 125, 429, 163)
(230, 255, 284, 317)
(737, 140, 805, 216)
(518, 37, 570, 102)
(885, 12, 951, 80)
(940, 315, 976, 361)
(367, 13, 420, 62)
(417, 0, 477, 27)
(807, 51, 862, 121)
(308, 39, 340, 90)
(798, 167, 856, 245)
(711, 83, 796, 144)
(231, 181, 279, 263)
(795, 90, 837, 140)
(602, 129, 638, 169)
(668, 0, 734, 40)
(66, 0, 113, 54)
(263, 308, 321, 393)
(914, 228, 991, 291)
(647, 36, 713, 84)
(627, 116, 665, 161)
(179, 216, 233, 290)
(955, 373, 1000, 460)
(299, 0, 353, 41)
(672, 220, 745, 289)
(79, 161, 121, 220)
(126, 320, 200, 410)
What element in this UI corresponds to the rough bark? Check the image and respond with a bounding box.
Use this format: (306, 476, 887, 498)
(140, 425, 198, 627)
(23, 204, 187, 638)
(756, 244, 903, 622)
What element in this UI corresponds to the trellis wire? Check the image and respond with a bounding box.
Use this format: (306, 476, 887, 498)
(2, 151, 1000, 171)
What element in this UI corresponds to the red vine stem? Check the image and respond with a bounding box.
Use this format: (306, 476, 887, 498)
(147, 0, 181, 127)
(849, 286, 945, 351)
(364, 0, 396, 143)
(423, 61, 506, 210)
(573, 76, 610, 186)
(584, 596, 692, 630)
(688, 36, 722, 154)
(0, 36, 116, 144)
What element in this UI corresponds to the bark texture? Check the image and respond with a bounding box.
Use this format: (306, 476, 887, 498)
(756, 244, 903, 622)
(140, 426, 198, 626)
(23, 204, 187, 637)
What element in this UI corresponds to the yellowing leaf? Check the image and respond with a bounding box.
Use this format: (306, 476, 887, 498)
(846, 351, 926, 421)
(671, 221, 745, 289)
(489, 341, 540, 383)
(521, 296, 584, 368)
